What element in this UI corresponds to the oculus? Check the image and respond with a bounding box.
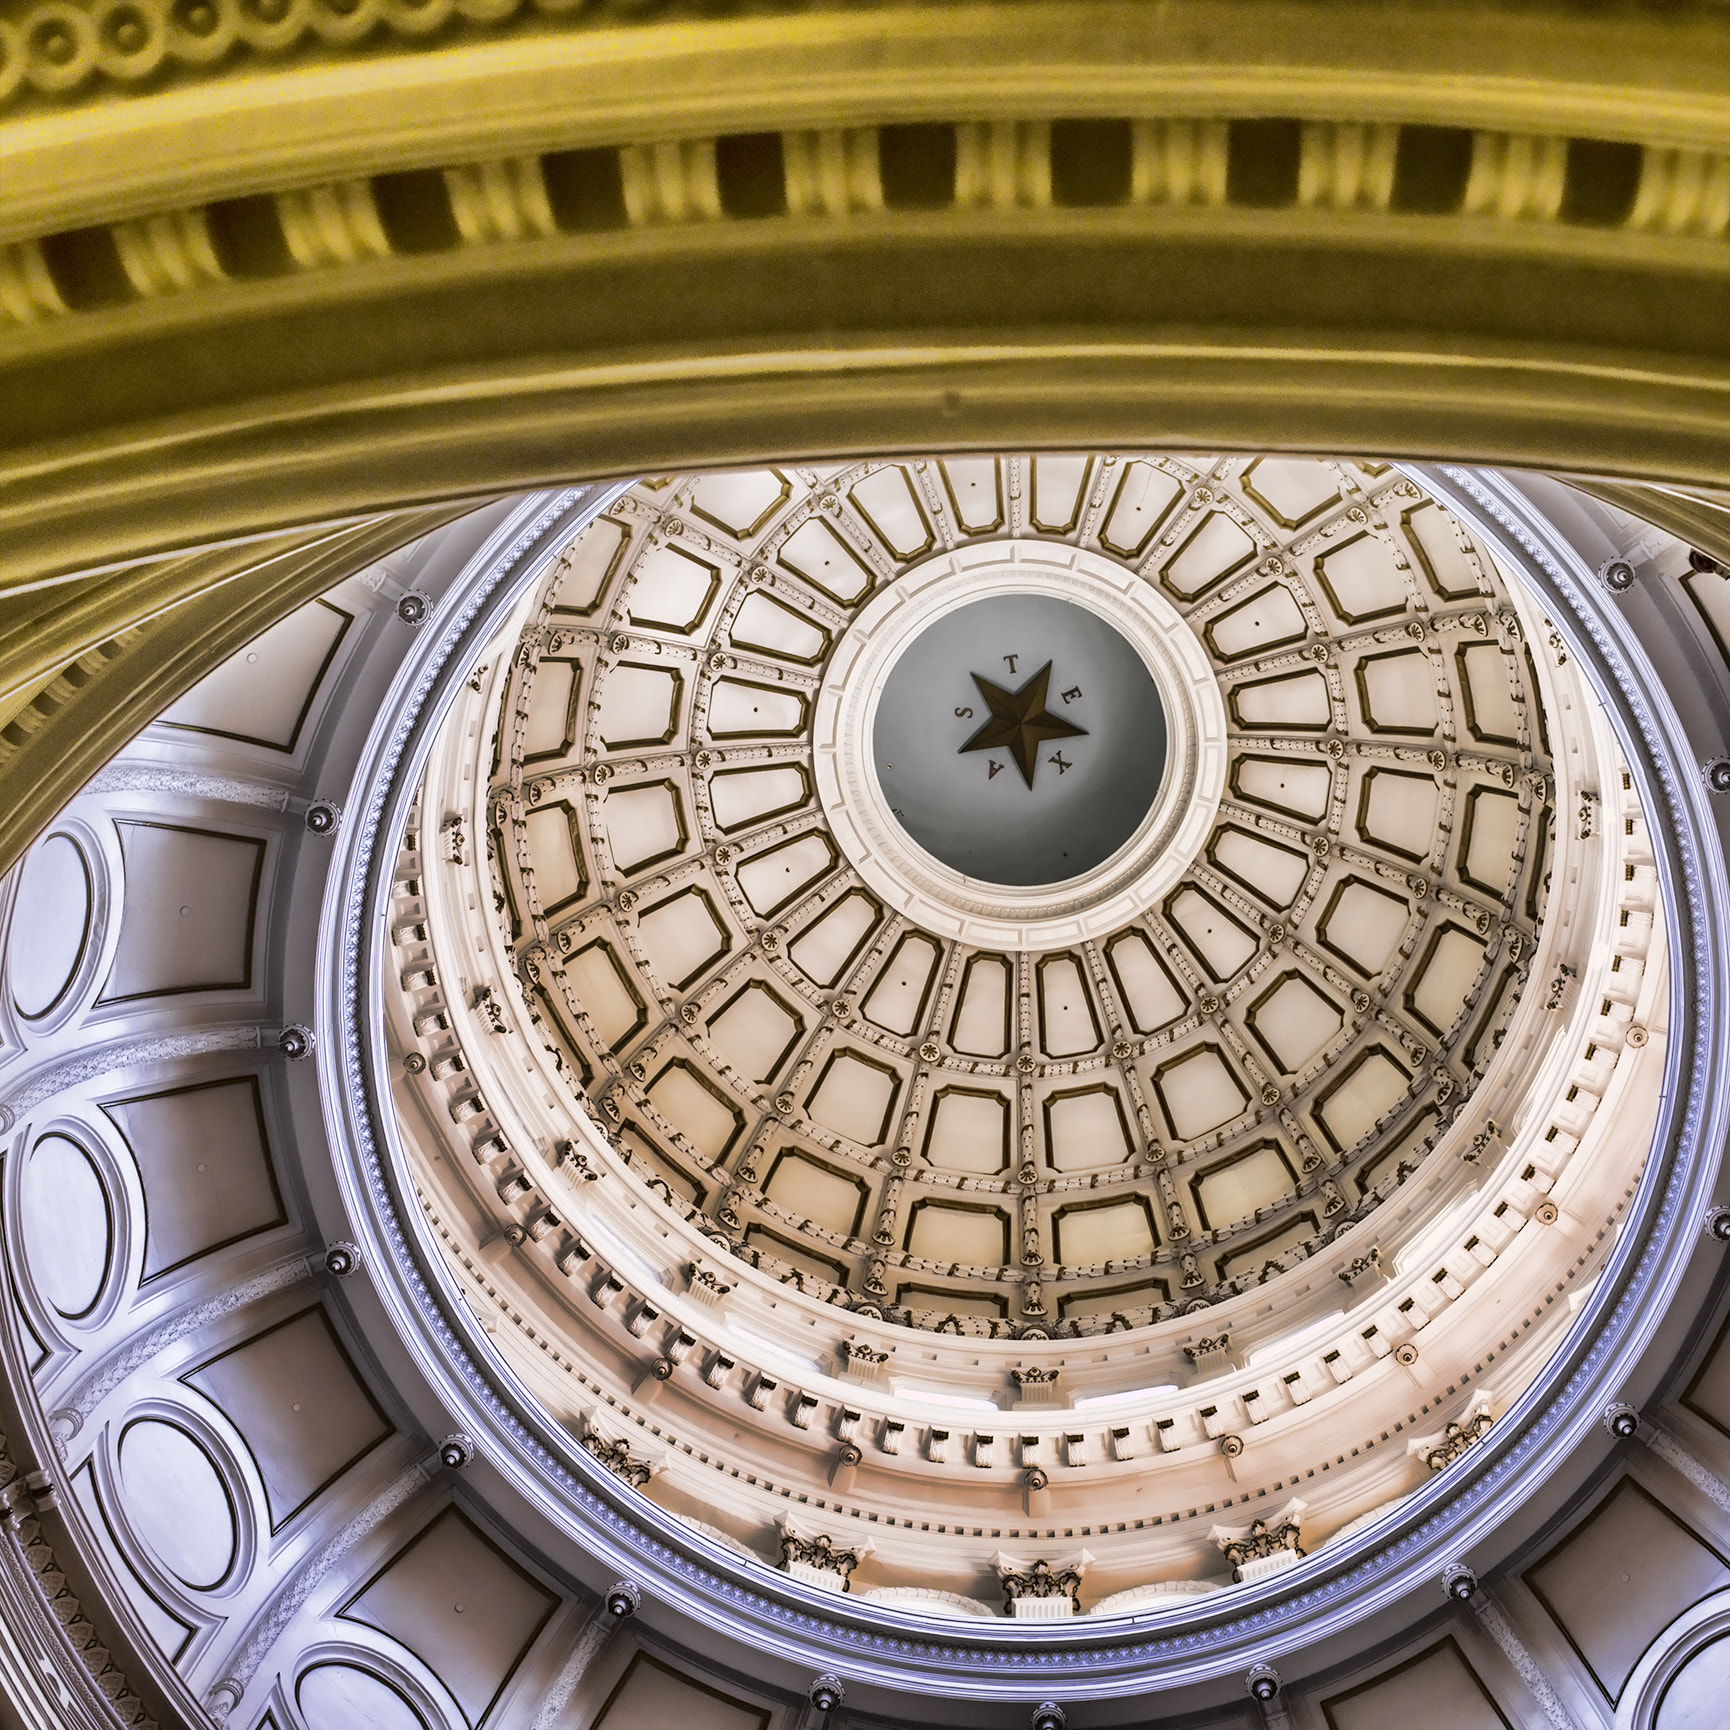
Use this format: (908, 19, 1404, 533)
(873, 594, 1166, 885)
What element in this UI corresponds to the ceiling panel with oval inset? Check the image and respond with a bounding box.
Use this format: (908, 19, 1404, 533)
(18, 1133, 113, 1321)
(117, 1418, 238, 1592)
(297, 1663, 428, 1730)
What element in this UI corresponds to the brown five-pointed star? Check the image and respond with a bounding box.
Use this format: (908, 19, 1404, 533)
(958, 661, 1087, 789)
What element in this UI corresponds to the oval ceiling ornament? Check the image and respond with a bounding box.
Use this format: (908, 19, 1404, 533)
(814, 538, 1226, 946)
(117, 1417, 239, 1593)
(7, 832, 94, 1022)
(18, 1132, 113, 1322)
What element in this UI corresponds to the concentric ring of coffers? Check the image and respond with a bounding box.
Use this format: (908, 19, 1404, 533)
(393, 453, 1663, 1612)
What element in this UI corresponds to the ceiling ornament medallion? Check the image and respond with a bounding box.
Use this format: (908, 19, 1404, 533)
(957, 660, 1089, 789)
(818, 538, 1224, 946)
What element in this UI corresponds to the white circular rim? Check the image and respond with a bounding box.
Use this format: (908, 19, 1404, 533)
(812, 538, 1228, 946)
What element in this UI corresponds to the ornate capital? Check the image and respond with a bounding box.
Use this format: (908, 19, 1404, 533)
(779, 1520, 868, 1590)
(992, 1547, 1093, 1616)
(1209, 1501, 1306, 1582)
(580, 1431, 652, 1488)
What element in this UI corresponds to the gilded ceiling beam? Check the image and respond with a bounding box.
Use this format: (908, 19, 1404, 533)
(0, 0, 1728, 861)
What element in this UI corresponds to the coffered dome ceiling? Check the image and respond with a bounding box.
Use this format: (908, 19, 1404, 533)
(391, 453, 1663, 1608)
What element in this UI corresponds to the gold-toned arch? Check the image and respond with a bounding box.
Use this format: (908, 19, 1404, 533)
(3, 0, 1730, 875)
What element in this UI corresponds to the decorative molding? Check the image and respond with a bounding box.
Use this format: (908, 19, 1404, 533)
(780, 1521, 869, 1592)
(1470, 1592, 1584, 1730)
(84, 763, 291, 811)
(528, 1586, 641, 1730)
(312, 466, 1730, 1696)
(0, 1026, 263, 1131)
(56, 1251, 314, 1435)
(1644, 1421, 1730, 1516)
(208, 1454, 434, 1717)
(1411, 1394, 1497, 1473)
(1209, 1502, 1305, 1584)
(993, 1549, 1092, 1618)
(579, 1432, 652, 1489)
(0, 1431, 160, 1730)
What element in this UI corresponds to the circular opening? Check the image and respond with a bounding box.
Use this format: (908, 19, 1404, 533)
(872, 595, 1168, 886)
